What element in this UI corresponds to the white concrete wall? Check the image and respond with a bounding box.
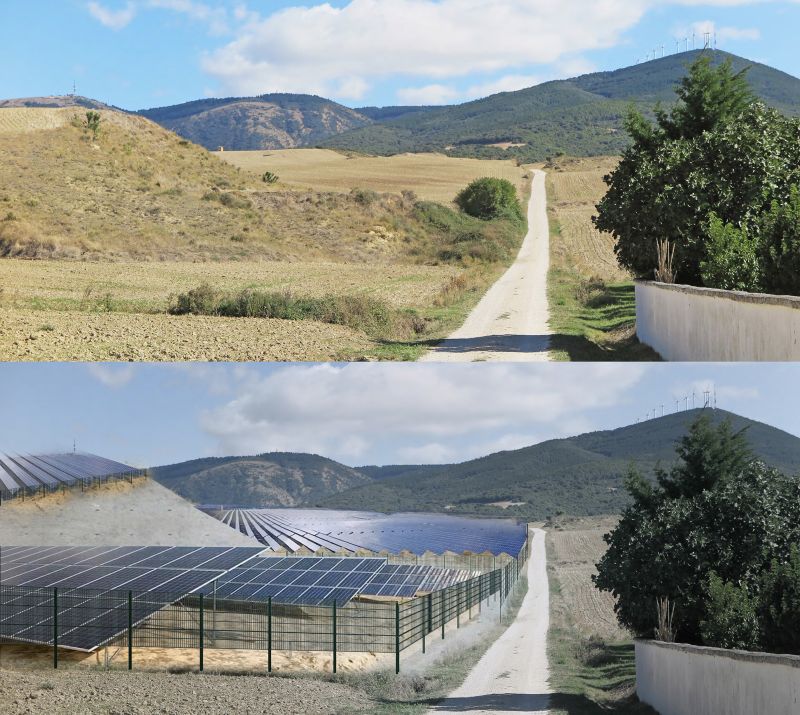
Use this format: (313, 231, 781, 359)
(635, 281, 800, 361)
(636, 640, 800, 715)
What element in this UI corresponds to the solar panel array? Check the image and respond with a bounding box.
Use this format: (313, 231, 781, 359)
(206, 508, 528, 557)
(0, 546, 264, 651)
(214, 556, 475, 606)
(0, 452, 140, 497)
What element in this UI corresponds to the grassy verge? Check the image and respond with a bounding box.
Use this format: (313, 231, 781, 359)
(547, 267, 659, 361)
(546, 539, 655, 715)
(270, 576, 529, 714)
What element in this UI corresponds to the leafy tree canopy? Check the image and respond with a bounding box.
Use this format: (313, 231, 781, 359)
(595, 54, 800, 287)
(594, 413, 800, 650)
(455, 177, 523, 221)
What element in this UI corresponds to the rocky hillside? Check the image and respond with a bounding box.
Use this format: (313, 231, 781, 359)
(138, 94, 372, 151)
(151, 453, 373, 507)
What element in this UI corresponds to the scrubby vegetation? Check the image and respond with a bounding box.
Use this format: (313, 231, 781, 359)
(595, 414, 800, 654)
(595, 55, 800, 293)
(169, 285, 426, 340)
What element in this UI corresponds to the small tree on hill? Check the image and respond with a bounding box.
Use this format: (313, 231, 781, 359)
(262, 171, 279, 185)
(455, 177, 522, 221)
(85, 110, 101, 140)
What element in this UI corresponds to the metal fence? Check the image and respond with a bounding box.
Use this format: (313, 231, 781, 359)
(0, 541, 528, 674)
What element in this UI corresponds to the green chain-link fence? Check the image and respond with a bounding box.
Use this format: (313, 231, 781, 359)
(0, 539, 528, 674)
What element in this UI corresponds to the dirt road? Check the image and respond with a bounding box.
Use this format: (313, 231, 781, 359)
(421, 170, 551, 362)
(429, 528, 551, 713)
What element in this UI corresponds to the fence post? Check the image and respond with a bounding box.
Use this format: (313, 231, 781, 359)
(332, 600, 337, 674)
(268, 596, 272, 673)
(199, 593, 204, 673)
(53, 587, 58, 669)
(421, 599, 426, 655)
(128, 590, 133, 670)
(427, 593, 433, 637)
(456, 583, 461, 629)
(441, 591, 445, 640)
(395, 602, 400, 674)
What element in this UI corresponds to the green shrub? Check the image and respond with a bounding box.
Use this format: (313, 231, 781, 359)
(760, 545, 800, 654)
(455, 177, 522, 220)
(759, 186, 800, 296)
(262, 171, 279, 185)
(701, 573, 761, 650)
(169, 283, 219, 315)
(700, 214, 762, 291)
(350, 187, 379, 206)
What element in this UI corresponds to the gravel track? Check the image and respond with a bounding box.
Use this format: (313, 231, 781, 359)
(420, 171, 551, 362)
(0, 669, 372, 715)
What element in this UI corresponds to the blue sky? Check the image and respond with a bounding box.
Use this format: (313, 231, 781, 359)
(0, 362, 796, 469)
(1, 1, 799, 109)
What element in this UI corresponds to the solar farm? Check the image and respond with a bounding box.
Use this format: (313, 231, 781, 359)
(205, 508, 528, 560)
(1, 452, 530, 675)
(0, 452, 143, 503)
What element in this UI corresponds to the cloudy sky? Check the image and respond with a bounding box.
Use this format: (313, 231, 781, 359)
(0, 362, 794, 469)
(1, 1, 799, 108)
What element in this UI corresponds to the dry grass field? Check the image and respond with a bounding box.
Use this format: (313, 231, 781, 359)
(547, 516, 628, 642)
(0, 108, 530, 361)
(0, 108, 70, 134)
(546, 156, 628, 283)
(0, 259, 462, 360)
(218, 148, 530, 205)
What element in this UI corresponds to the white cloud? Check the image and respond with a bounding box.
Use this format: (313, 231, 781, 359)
(86, 364, 137, 388)
(465, 74, 543, 99)
(87, 1, 136, 30)
(396, 84, 462, 105)
(202, 0, 650, 98)
(200, 363, 646, 464)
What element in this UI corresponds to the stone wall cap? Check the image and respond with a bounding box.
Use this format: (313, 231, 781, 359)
(636, 280, 800, 309)
(636, 639, 800, 668)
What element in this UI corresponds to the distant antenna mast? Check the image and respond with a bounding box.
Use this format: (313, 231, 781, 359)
(703, 31, 712, 49)
(71, 81, 76, 97)
(73, 439, 76, 454)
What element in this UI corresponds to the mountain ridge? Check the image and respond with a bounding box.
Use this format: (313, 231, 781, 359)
(150, 409, 800, 520)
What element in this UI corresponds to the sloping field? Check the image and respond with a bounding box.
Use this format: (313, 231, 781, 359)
(0, 108, 70, 133)
(0, 478, 258, 546)
(546, 156, 629, 283)
(547, 517, 629, 641)
(218, 148, 530, 205)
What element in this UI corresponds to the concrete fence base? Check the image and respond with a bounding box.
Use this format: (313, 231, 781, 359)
(635, 281, 800, 361)
(636, 640, 800, 715)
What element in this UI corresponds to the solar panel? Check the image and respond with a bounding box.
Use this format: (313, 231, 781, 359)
(204, 508, 528, 557)
(0, 451, 142, 497)
(0, 545, 264, 652)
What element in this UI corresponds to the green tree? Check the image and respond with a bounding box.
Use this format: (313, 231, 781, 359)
(262, 171, 279, 185)
(594, 55, 800, 285)
(85, 110, 101, 140)
(657, 56, 753, 140)
(455, 177, 522, 220)
(594, 414, 800, 644)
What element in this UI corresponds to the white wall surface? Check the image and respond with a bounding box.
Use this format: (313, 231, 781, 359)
(635, 281, 800, 361)
(636, 640, 800, 715)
